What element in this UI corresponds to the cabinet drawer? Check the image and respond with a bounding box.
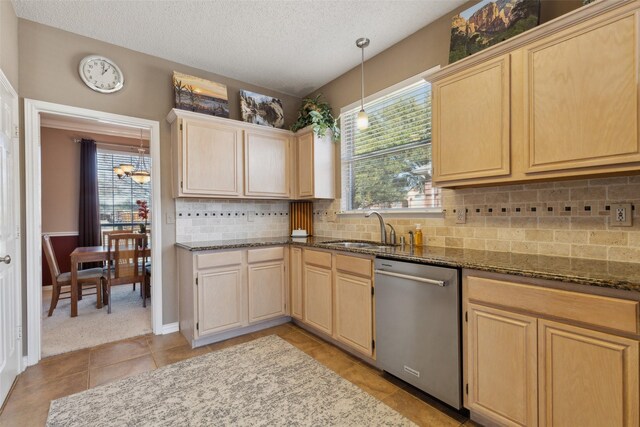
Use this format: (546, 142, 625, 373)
(196, 250, 242, 269)
(247, 246, 284, 263)
(335, 254, 372, 278)
(304, 249, 332, 269)
(467, 276, 639, 335)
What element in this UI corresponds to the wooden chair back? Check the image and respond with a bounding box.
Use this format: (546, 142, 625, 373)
(106, 233, 147, 286)
(102, 229, 133, 247)
(42, 234, 61, 283)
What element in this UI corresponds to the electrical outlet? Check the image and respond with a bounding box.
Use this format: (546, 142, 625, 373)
(327, 211, 337, 222)
(610, 203, 632, 227)
(247, 211, 255, 222)
(455, 208, 466, 224)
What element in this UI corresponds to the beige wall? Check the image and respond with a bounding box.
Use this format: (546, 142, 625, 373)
(0, 0, 19, 89)
(19, 19, 302, 326)
(40, 127, 146, 233)
(309, 0, 582, 112)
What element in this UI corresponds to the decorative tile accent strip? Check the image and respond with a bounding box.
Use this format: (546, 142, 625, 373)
(175, 199, 290, 242)
(314, 176, 640, 263)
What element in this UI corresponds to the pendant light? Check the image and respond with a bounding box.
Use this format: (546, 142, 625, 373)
(130, 130, 151, 185)
(113, 129, 151, 184)
(356, 37, 370, 130)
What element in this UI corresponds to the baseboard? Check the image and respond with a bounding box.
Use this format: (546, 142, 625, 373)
(161, 322, 180, 334)
(22, 356, 28, 371)
(192, 317, 291, 348)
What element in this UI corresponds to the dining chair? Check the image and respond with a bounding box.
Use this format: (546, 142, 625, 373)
(42, 234, 105, 316)
(104, 233, 148, 313)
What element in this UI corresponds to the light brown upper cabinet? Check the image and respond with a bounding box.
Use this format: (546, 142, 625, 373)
(294, 126, 336, 199)
(432, 55, 511, 184)
(168, 109, 309, 200)
(428, 1, 640, 188)
(521, 8, 640, 175)
(244, 129, 291, 198)
(170, 114, 244, 198)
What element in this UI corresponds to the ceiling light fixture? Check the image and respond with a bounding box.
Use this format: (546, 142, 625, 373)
(356, 37, 370, 130)
(113, 129, 151, 184)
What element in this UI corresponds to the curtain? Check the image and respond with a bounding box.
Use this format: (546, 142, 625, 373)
(78, 139, 101, 255)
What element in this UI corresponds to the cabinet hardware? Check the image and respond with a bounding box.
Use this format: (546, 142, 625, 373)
(371, 287, 375, 296)
(465, 311, 468, 322)
(195, 277, 198, 285)
(196, 322, 199, 330)
(372, 339, 376, 350)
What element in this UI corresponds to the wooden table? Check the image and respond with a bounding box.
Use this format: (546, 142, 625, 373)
(69, 245, 150, 317)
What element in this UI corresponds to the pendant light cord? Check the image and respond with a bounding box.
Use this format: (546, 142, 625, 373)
(360, 46, 365, 111)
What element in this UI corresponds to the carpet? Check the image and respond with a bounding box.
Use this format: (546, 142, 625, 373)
(42, 286, 152, 357)
(46, 335, 415, 427)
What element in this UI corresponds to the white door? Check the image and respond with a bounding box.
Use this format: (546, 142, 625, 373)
(0, 71, 20, 406)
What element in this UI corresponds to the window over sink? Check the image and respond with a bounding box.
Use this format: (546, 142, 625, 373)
(340, 75, 441, 212)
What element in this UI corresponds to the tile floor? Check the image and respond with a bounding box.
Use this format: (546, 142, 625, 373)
(0, 323, 479, 427)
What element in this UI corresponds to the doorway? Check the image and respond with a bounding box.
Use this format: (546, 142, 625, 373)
(24, 100, 163, 366)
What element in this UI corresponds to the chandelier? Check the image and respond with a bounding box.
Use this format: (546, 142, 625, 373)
(113, 130, 151, 184)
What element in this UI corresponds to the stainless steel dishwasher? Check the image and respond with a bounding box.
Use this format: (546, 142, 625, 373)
(375, 258, 461, 409)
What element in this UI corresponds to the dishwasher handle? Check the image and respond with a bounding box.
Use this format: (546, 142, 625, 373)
(374, 269, 447, 287)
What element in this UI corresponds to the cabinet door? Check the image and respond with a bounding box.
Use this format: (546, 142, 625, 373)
(296, 132, 314, 198)
(181, 119, 243, 197)
(522, 10, 640, 173)
(432, 55, 511, 183)
(467, 303, 538, 427)
(334, 272, 372, 357)
(244, 130, 290, 197)
(539, 320, 639, 427)
(248, 261, 285, 323)
(290, 247, 303, 320)
(197, 265, 245, 336)
(303, 264, 332, 335)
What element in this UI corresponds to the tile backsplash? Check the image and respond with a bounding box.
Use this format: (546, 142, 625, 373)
(314, 176, 640, 263)
(175, 199, 290, 242)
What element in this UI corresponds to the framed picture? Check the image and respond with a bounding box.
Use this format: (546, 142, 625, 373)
(239, 90, 285, 128)
(449, 0, 541, 64)
(173, 71, 229, 118)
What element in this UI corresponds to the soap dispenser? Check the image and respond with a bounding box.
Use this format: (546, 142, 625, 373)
(415, 224, 423, 246)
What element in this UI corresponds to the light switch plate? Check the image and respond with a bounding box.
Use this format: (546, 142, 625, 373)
(247, 211, 255, 222)
(610, 203, 633, 227)
(455, 208, 466, 224)
(166, 213, 175, 224)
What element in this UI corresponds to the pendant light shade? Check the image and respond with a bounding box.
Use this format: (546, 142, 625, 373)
(356, 37, 370, 130)
(113, 129, 151, 184)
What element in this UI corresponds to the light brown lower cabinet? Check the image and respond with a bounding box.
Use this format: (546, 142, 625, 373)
(467, 303, 538, 427)
(465, 273, 640, 427)
(295, 248, 375, 358)
(247, 260, 285, 323)
(334, 271, 373, 357)
(178, 246, 287, 346)
(538, 320, 639, 427)
(303, 263, 333, 335)
(289, 247, 303, 320)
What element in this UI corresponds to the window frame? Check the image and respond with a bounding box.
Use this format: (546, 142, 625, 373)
(96, 147, 152, 232)
(339, 66, 442, 215)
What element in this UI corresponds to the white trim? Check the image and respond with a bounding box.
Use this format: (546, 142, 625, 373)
(40, 116, 150, 139)
(24, 99, 164, 366)
(0, 69, 23, 377)
(340, 65, 441, 114)
(161, 322, 180, 334)
(40, 231, 79, 237)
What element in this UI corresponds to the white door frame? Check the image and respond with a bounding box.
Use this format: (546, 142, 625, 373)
(24, 99, 163, 366)
(0, 69, 22, 377)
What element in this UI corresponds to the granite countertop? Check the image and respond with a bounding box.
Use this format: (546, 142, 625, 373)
(176, 236, 640, 292)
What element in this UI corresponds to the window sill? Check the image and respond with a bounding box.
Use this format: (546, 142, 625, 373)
(338, 208, 443, 218)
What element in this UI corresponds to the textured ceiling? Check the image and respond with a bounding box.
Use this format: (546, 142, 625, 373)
(12, 0, 467, 96)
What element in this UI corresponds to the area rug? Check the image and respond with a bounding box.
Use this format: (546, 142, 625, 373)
(42, 286, 151, 357)
(47, 335, 414, 427)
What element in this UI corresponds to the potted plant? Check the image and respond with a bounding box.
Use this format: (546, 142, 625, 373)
(290, 94, 340, 141)
(136, 200, 149, 234)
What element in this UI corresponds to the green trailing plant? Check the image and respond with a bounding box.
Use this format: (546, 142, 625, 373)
(290, 94, 340, 141)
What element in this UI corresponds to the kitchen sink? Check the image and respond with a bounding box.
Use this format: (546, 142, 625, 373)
(322, 241, 392, 250)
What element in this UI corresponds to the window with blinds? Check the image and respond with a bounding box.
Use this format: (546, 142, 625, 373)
(97, 149, 151, 232)
(341, 80, 440, 211)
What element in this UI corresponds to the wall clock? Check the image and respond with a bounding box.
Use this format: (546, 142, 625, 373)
(78, 55, 124, 93)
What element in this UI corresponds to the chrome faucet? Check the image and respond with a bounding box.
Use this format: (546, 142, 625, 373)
(365, 210, 387, 244)
(386, 223, 397, 245)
